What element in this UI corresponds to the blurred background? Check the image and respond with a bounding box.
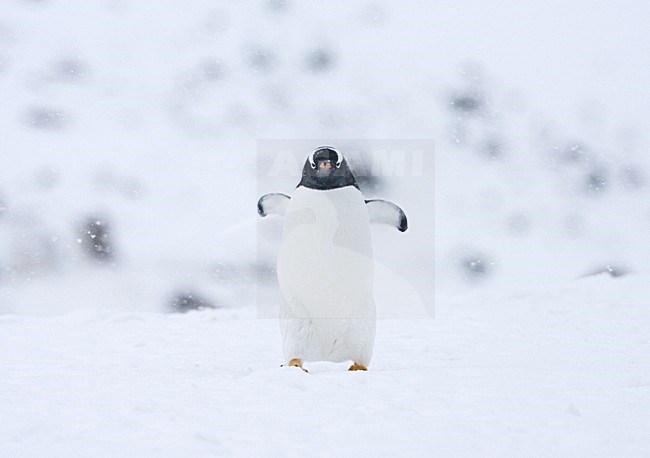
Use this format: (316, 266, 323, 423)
(1, 0, 649, 315)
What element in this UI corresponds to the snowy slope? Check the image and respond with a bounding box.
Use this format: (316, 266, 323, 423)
(2, 274, 649, 457)
(2, 0, 650, 314)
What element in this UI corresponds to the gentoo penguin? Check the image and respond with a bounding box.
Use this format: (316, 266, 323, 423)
(258, 147, 407, 371)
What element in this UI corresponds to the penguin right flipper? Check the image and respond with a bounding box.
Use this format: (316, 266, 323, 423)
(258, 193, 291, 217)
(365, 199, 408, 232)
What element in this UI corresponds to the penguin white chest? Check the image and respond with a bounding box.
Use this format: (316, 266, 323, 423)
(277, 186, 376, 365)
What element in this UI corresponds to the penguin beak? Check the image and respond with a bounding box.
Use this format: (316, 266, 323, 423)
(317, 160, 334, 172)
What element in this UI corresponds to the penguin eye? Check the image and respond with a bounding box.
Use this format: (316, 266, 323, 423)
(309, 160, 316, 169)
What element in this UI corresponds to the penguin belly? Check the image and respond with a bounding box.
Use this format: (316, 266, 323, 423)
(277, 186, 376, 366)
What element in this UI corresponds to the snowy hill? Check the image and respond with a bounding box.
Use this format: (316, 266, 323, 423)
(1, 0, 649, 312)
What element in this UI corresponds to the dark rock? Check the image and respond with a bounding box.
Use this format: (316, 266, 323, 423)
(459, 253, 495, 282)
(78, 216, 114, 263)
(585, 168, 608, 195)
(169, 290, 218, 313)
(449, 91, 483, 114)
(585, 264, 630, 278)
(305, 48, 334, 73)
(479, 137, 505, 160)
(54, 57, 87, 81)
(246, 46, 275, 74)
(25, 107, 67, 130)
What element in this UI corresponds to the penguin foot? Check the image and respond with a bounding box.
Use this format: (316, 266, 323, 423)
(348, 363, 368, 371)
(284, 358, 308, 373)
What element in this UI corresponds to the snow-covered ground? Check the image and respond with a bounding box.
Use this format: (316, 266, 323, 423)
(2, 274, 649, 457)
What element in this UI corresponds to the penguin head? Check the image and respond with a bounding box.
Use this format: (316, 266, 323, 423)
(298, 147, 359, 191)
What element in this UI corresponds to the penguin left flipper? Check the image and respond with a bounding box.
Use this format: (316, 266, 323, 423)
(365, 199, 408, 232)
(258, 193, 291, 217)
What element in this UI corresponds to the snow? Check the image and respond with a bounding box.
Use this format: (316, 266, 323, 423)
(2, 274, 649, 456)
(2, 0, 650, 455)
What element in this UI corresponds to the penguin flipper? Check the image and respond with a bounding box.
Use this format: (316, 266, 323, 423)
(365, 199, 408, 232)
(258, 193, 291, 217)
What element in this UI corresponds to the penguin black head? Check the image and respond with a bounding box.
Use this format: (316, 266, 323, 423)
(298, 146, 359, 191)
